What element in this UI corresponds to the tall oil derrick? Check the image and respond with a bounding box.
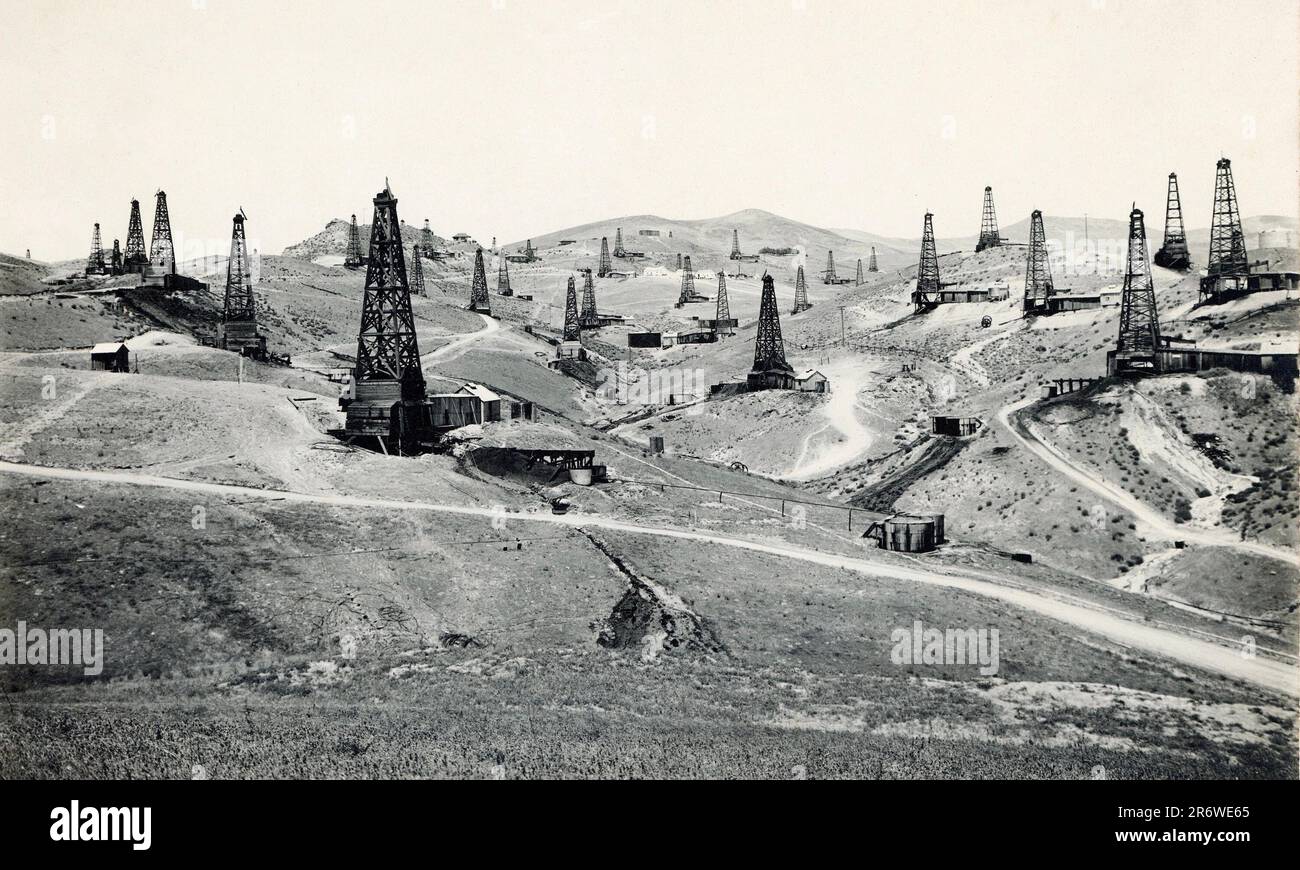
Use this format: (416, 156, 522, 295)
(913, 212, 942, 313)
(976, 186, 1001, 252)
(855, 258, 864, 286)
(468, 247, 491, 313)
(580, 269, 599, 328)
(675, 253, 682, 271)
(598, 236, 613, 277)
(676, 255, 696, 306)
(123, 198, 147, 270)
(150, 190, 176, 273)
(407, 242, 426, 296)
(524, 239, 536, 260)
(748, 272, 794, 391)
(792, 265, 811, 314)
(1022, 210, 1055, 313)
(420, 219, 435, 258)
(1205, 158, 1248, 282)
(221, 210, 265, 358)
(822, 250, 837, 283)
(729, 229, 741, 260)
(1113, 206, 1162, 375)
(86, 223, 106, 274)
(497, 254, 512, 295)
(110, 240, 122, 275)
(613, 228, 626, 257)
(344, 214, 364, 268)
(353, 183, 425, 403)
(714, 271, 733, 336)
(868, 246, 878, 272)
(1153, 172, 1190, 270)
(562, 276, 581, 341)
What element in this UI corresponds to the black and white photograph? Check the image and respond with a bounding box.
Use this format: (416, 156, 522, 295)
(0, 0, 1297, 838)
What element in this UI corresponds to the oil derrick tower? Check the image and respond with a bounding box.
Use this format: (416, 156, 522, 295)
(497, 254, 512, 295)
(580, 270, 599, 328)
(868, 246, 878, 272)
(86, 223, 106, 274)
(562, 276, 581, 341)
(346, 183, 428, 448)
(822, 250, 837, 283)
(150, 190, 176, 274)
(1153, 173, 1190, 270)
(675, 253, 682, 271)
(407, 242, 426, 296)
(792, 265, 811, 314)
(976, 186, 1002, 252)
(1200, 158, 1249, 301)
(714, 271, 733, 336)
(855, 259, 864, 286)
(221, 209, 266, 359)
(524, 239, 536, 261)
(1112, 206, 1162, 376)
(729, 229, 741, 260)
(468, 248, 491, 313)
(419, 219, 436, 258)
(675, 255, 696, 307)
(748, 273, 795, 391)
(123, 198, 147, 272)
(598, 237, 613, 277)
(344, 214, 365, 269)
(613, 228, 626, 257)
(913, 212, 941, 313)
(1023, 210, 1054, 313)
(110, 240, 123, 275)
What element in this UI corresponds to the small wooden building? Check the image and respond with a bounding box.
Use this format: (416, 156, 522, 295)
(795, 369, 829, 393)
(458, 383, 502, 422)
(931, 415, 982, 437)
(90, 342, 130, 372)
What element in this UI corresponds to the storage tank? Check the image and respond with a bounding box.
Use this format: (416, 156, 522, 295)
(884, 516, 936, 553)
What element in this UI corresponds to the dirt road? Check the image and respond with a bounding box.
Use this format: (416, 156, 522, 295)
(997, 397, 1300, 568)
(2, 458, 1294, 697)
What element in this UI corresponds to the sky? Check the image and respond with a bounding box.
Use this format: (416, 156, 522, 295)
(2, 0, 1297, 260)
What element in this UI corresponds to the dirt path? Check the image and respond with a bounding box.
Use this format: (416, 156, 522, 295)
(420, 313, 498, 369)
(786, 357, 872, 481)
(2, 458, 1294, 697)
(997, 396, 1299, 568)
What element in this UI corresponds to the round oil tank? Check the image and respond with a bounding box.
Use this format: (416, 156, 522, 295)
(885, 515, 936, 553)
(569, 467, 593, 486)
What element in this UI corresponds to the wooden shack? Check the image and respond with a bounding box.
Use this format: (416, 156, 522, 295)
(90, 342, 130, 372)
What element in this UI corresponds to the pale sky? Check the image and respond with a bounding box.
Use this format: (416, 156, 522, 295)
(2, 0, 1297, 260)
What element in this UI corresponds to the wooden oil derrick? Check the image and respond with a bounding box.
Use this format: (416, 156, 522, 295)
(123, 198, 147, 270)
(729, 229, 741, 259)
(497, 254, 512, 295)
(822, 250, 837, 283)
(408, 242, 426, 296)
(468, 247, 491, 313)
(580, 269, 599, 328)
(420, 219, 436, 259)
(220, 209, 267, 359)
(86, 223, 106, 274)
(1114, 206, 1162, 375)
(562, 276, 581, 341)
(149, 190, 176, 274)
(792, 265, 811, 314)
(1199, 158, 1248, 304)
(715, 271, 733, 336)
(913, 212, 941, 313)
(868, 246, 878, 272)
(855, 258, 864, 286)
(676, 255, 696, 306)
(598, 237, 612, 277)
(976, 186, 1001, 252)
(344, 214, 364, 269)
(1153, 172, 1190, 270)
(748, 272, 794, 391)
(1023, 210, 1054, 313)
(613, 228, 626, 257)
(110, 240, 122, 275)
(352, 183, 425, 399)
